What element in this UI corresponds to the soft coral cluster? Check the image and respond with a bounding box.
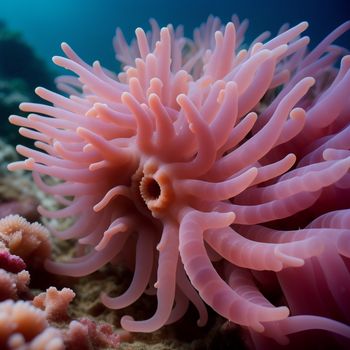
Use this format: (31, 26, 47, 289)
(8, 15, 350, 348)
(0, 215, 48, 301)
(0, 299, 65, 350)
(0, 275, 121, 349)
(0, 214, 50, 267)
(0, 249, 29, 301)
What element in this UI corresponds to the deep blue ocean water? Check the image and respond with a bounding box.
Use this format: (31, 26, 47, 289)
(0, 0, 349, 72)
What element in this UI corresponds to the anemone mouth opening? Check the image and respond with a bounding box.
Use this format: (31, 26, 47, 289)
(140, 176, 162, 202)
(135, 167, 174, 218)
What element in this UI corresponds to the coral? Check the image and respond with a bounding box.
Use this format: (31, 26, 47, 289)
(0, 215, 50, 267)
(0, 248, 26, 273)
(0, 285, 120, 349)
(64, 318, 121, 350)
(0, 300, 57, 349)
(0, 268, 30, 301)
(8, 14, 350, 348)
(7, 327, 64, 350)
(0, 231, 119, 348)
(0, 247, 29, 301)
(33, 287, 75, 322)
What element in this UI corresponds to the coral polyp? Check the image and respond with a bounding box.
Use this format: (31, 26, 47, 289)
(8, 15, 350, 347)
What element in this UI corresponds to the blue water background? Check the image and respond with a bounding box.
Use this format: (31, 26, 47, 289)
(0, 0, 349, 73)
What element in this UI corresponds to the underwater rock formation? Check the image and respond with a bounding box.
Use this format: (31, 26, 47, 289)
(0, 21, 54, 145)
(7, 15, 350, 349)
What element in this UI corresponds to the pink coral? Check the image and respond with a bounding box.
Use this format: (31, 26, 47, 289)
(0, 268, 29, 301)
(33, 287, 75, 322)
(0, 247, 29, 301)
(0, 248, 26, 273)
(0, 299, 64, 350)
(64, 318, 121, 350)
(8, 15, 350, 347)
(0, 214, 51, 267)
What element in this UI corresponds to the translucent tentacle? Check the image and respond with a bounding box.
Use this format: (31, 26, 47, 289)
(102, 229, 154, 309)
(121, 223, 178, 332)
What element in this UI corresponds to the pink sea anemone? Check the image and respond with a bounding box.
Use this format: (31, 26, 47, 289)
(8, 15, 350, 348)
